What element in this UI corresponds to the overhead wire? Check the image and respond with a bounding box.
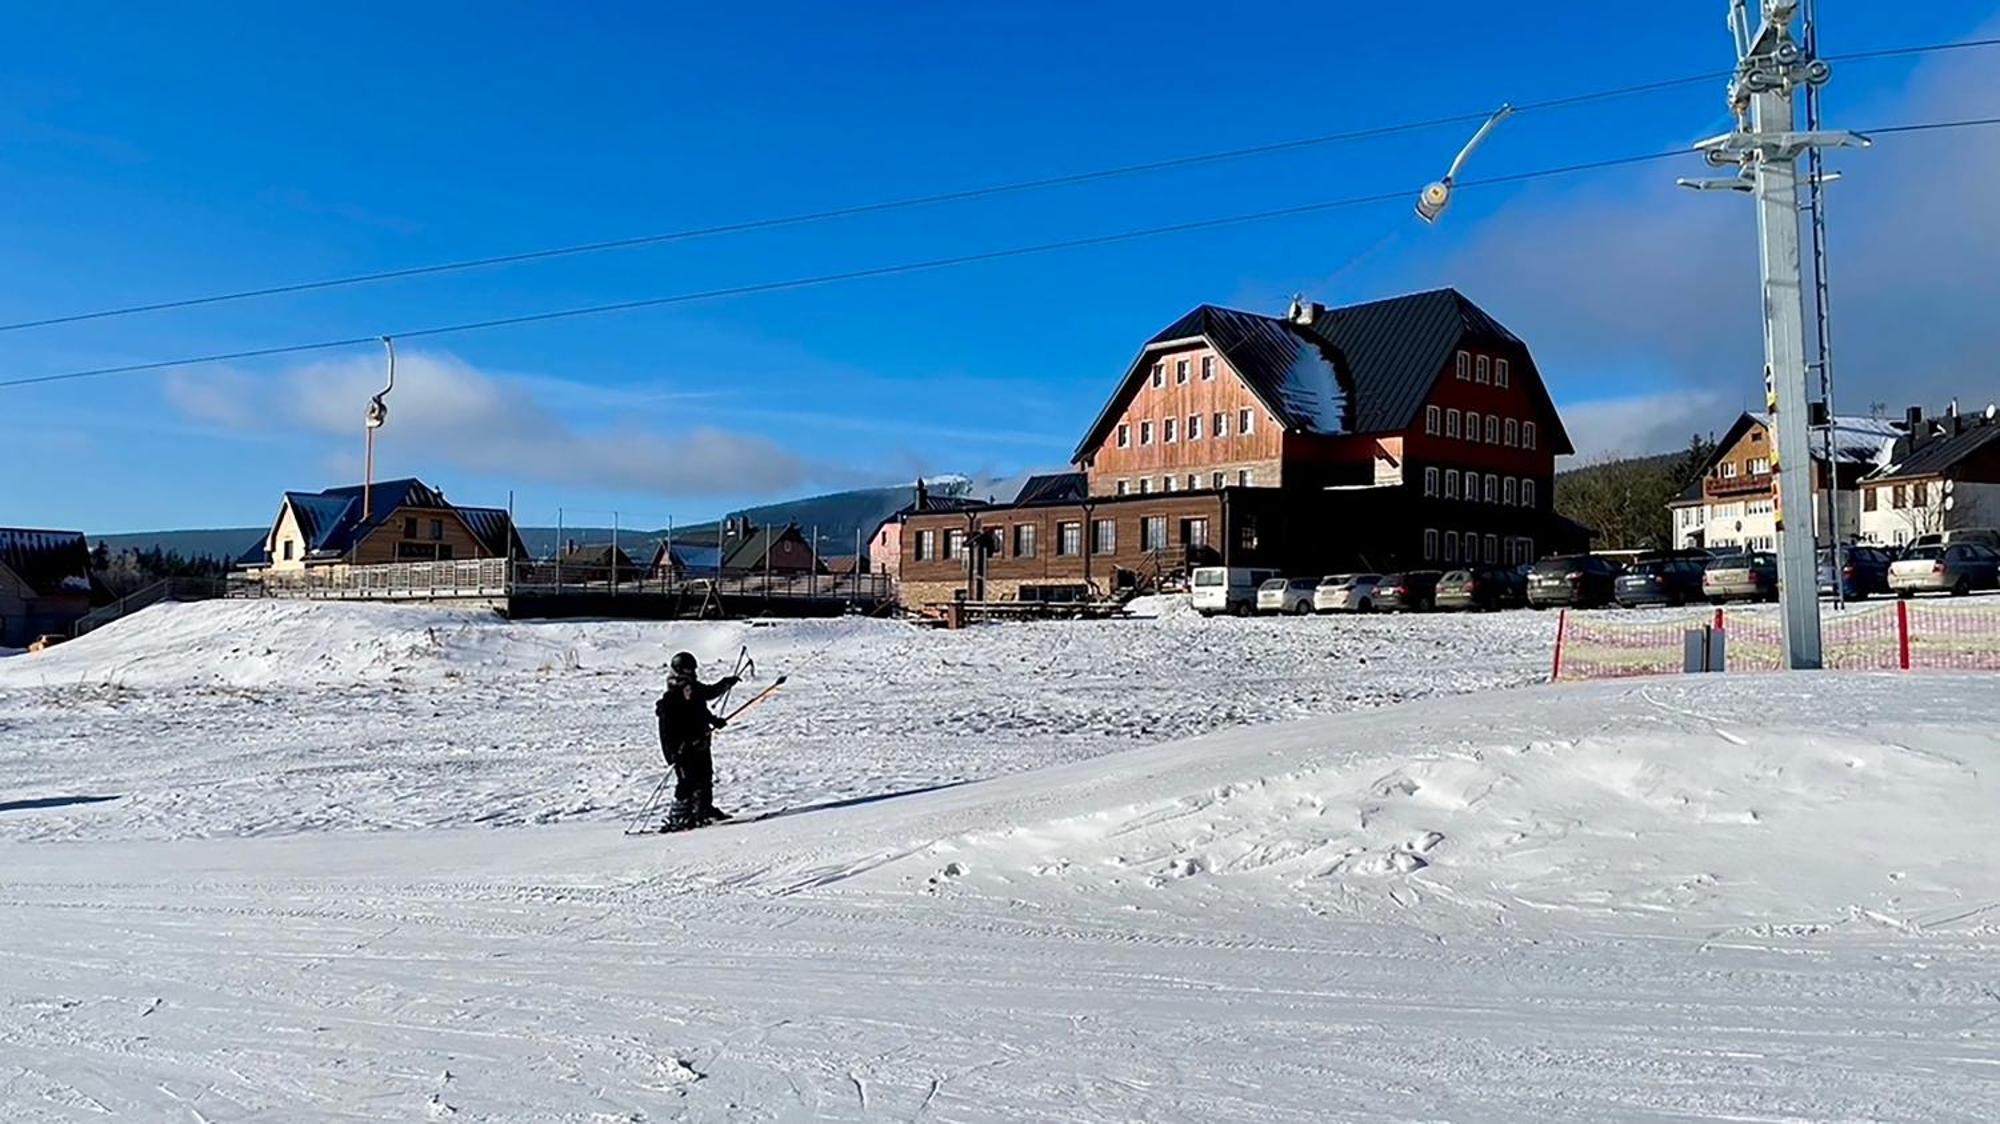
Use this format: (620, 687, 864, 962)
(0, 35, 1992, 336)
(8, 114, 1997, 393)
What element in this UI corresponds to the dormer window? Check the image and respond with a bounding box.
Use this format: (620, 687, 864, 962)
(1151, 363, 1164, 388)
(1117, 423, 1130, 448)
(1201, 355, 1215, 380)
(1175, 359, 1189, 384)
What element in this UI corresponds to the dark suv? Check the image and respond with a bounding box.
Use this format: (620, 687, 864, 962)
(1375, 571, 1443, 612)
(1818, 545, 1893, 600)
(1614, 555, 1709, 607)
(1435, 567, 1526, 611)
(1527, 555, 1621, 609)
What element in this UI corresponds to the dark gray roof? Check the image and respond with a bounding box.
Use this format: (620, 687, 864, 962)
(0, 528, 92, 597)
(1013, 472, 1088, 505)
(1870, 417, 2000, 481)
(721, 523, 808, 571)
(1074, 288, 1575, 461)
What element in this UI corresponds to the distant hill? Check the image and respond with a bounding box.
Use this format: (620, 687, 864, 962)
(89, 475, 1041, 564)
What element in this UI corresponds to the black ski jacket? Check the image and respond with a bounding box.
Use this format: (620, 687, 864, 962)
(656, 673, 734, 755)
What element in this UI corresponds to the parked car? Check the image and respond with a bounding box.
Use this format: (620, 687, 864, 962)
(1889, 543, 2000, 597)
(1256, 576, 1320, 615)
(1818, 545, 1895, 600)
(1703, 551, 1780, 603)
(1908, 528, 2000, 552)
(1614, 556, 1708, 607)
(1527, 555, 1621, 609)
(1314, 573, 1382, 613)
(1374, 571, 1443, 613)
(1191, 566, 1278, 616)
(1434, 567, 1525, 611)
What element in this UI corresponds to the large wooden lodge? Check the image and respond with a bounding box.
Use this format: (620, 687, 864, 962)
(895, 288, 1588, 608)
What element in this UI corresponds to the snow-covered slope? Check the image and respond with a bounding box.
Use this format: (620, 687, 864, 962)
(0, 599, 1555, 841)
(3, 673, 1995, 1120)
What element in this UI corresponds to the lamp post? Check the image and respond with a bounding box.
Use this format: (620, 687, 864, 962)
(1415, 105, 1515, 224)
(362, 336, 395, 521)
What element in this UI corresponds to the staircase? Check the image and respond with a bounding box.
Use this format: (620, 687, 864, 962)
(73, 577, 232, 637)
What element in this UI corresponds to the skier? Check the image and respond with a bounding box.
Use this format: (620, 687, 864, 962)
(655, 651, 739, 831)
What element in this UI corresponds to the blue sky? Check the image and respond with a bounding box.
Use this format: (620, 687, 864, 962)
(3, 1, 1997, 533)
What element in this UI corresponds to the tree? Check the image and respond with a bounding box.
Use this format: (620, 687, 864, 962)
(1555, 437, 1713, 552)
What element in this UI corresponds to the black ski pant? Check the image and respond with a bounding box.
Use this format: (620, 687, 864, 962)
(665, 741, 714, 827)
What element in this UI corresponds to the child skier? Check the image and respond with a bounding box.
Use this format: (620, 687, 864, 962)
(655, 651, 739, 831)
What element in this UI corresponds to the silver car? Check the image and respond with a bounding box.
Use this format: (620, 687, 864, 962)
(1257, 576, 1320, 615)
(1889, 543, 2000, 597)
(1314, 573, 1382, 613)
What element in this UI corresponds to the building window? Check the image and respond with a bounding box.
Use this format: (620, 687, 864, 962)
(1151, 363, 1164, 388)
(1505, 418, 1519, 447)
(1140, 420, 1154, 445)
(1092, 519, 1117, 554)
(916, 530, 937, 561)
(1213, 411, 1227, 438)
(1914, 480, 1931, 507)
(1524, 421, 1537, 450)
(1238, 469, 1252, 486)
(1464, 411, 1479, 442)
(1187, 473, 1199, 491)
(1201, 355, 1216, 380)
(1485, 415, 1500, 444)
(1446, 409, 1461, 439)
(1176, 359, 1190, 384)
(1142, 516, 1168, 552)
(1484, 474, 1498, 503)
(1484, 534, 1499, 564)
(1721, 462, 1738, 479)
(1117, 424, 1130, 449)
(1057, 522, 1081, 556)
(1163, 418, 1177, 443)
(1426, 405, 1441, 435)
(943, 530, 964, 560)
(282, 540, 295, 561)
(1863, 487, 1879, 512)
(1476, 355, 1491, 384)
(1188, 414, 1202, 440)
(1503, 477, 1518, 506)
(1239, 408, 1254, 435)
(1444, 469, 1460, 500)
(1424, 467, 1439, 497)
(1751, 457, 1770, 475)
(1116, 479, 1129, 495)
(1456, 350, 1471, 380)
(1014, 525, 1036, 558)
(1211, 472, 1225, 489)
(1444, 532, 1458, 563)
(1496, 358, 1510, 388)
(403, 517, 418, 539)
(1893, 484, 1908, 509)
(1162, 476, 1176, 493)
(1522, 479, 1536, 507)
(1138, 478, 1152, 494)
(1424, 529, 1440, 561)
(430, 519, 445, 541)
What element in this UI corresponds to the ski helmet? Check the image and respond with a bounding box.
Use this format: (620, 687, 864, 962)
(670, 651, 697, 675)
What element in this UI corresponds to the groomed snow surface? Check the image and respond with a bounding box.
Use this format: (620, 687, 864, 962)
(2, 602, 1997, 1121)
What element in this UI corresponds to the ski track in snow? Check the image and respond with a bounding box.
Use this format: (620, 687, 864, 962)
(1, 601, 1998, 1120)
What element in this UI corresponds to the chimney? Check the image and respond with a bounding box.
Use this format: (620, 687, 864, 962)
(1905, 405, 1924, 433)
(1288, 296, 1324, 326)
(915, 478, 929, 511)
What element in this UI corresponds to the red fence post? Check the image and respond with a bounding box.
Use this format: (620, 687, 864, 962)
(1551, 608, 1568, 682)
(1713, 606, 1726, 633)
(1897, 599, 1912, 671)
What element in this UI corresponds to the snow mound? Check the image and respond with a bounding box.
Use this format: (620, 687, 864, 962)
(0, 599, 881, 690)
(864, 674, 2000, 932)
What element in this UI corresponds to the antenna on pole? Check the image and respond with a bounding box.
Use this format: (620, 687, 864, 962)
(363, 336, 396, 521)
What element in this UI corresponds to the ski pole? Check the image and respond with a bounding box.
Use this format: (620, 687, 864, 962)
(626, 770, 673, 834)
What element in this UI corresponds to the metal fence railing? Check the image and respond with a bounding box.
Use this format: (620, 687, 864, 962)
(1553, 598, 2000, 681)
(241, 560, 893, 604)
(73, 577, 230, 636)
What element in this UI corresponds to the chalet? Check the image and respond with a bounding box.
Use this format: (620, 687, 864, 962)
(867, 480, 991, 584)
(1857, 406, 2000, 547)
(897, 288, 1585, 607)
(720, 518, 820, 575)
(647, 541, 723, 581)
(1668, 413, 1903, 551)
(559, 542, 637, 577)
(0, 528, 96, 646)
(249, 478, 524, 576)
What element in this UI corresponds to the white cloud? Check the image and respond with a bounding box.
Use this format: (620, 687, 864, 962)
(165, 351, 821, 499)
(1556, 389, 1726, 463)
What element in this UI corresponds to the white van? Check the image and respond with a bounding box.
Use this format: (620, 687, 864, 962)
(1190, 567, 1278, 616)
